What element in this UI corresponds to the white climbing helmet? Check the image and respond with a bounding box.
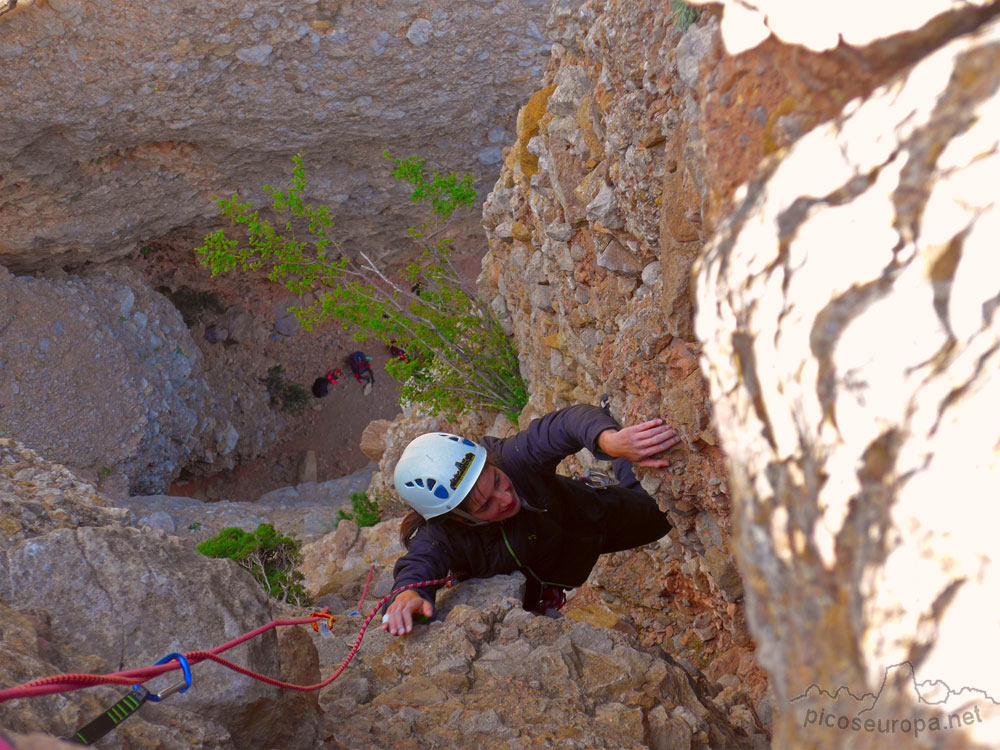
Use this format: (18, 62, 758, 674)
(393, 432, 488, 519)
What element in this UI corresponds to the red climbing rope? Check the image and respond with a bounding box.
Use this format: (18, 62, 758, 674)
(357, 563, 376, 613)
(0, 576, 453, 704)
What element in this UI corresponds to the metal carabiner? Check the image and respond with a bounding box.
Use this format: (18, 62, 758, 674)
(137, 653, 192, 702)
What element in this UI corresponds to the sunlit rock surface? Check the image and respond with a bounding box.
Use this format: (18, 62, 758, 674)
(690, 0, 996, 54)
(696, 14, 1000, 749)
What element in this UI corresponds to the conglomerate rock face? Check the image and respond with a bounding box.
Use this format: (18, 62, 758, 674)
(474, 1, 1000, 748)
(0, 0, 551, 272)
(0, 443, 764, 749)
(302, 517, 766, 749)
(476, 0, 764, 701)
(7, 0, 1000, 748)
(695, 12, 1000, 750)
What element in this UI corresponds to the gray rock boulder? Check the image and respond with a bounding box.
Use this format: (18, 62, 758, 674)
(119, 462, 376, 547)
(0, 525, 295, 748)
(0, 597, 234, 749)
(0, 268, 249, 494)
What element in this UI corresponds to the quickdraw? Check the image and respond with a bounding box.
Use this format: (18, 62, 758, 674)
(0, 575, 455, 745)
(64, 653, 192, 746)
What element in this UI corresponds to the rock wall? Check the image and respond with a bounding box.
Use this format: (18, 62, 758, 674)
(0, 265, 271, 494)
(0, 439, 317, 749)
(300, 517, 767, 749)
(6, 0, 1000, 748)
(695, 6, 1000, 749)
(471, 0, 1000, 748)
(0, 436, 766, 749)
(477, 0, 764, 701)
(0, 0, 552, 272)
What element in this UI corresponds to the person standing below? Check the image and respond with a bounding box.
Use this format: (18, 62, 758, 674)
(348, 351, 374, 394)
(311, 367, 343, 398)
(382, 403, 680, 635)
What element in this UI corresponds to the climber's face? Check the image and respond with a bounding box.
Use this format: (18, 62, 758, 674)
(465, 465, 521, 522)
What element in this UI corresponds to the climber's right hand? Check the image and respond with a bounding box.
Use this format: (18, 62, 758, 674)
(382, 589, 434, 636)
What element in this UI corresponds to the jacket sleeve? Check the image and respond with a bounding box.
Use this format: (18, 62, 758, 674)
(387, 524, 455, 611)
(483, 404, 621, 477)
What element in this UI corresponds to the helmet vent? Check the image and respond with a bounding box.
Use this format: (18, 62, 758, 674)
(414, 478, 424, 487)
(433, 484, 449, 499)
(427, 478, 436, 489)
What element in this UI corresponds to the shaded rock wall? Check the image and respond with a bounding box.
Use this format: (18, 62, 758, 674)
(0, 440, 317, 749)
(0, 265, 270, 494)
(695, 11, 1000, 750)
(0, 0, 552, 272)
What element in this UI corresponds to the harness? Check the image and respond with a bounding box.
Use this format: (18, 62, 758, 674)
(500, 525, 572, 612)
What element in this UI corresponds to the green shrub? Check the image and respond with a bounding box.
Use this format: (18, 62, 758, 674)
(263, 365, 310, 415)
(672, 0, 701, 32)
(337, 491, 380, 528)
(196, 152, 528, 421)
(196, 523, 311, 606)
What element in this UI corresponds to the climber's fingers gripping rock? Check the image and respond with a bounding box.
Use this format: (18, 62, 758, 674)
(598, 419, 681, 468)
(381, 589, 433, 636)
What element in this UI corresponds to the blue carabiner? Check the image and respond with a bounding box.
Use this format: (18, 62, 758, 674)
(137, 653, 192, 702)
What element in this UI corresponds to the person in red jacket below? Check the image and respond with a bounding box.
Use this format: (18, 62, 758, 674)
(381, 403, 681, 636)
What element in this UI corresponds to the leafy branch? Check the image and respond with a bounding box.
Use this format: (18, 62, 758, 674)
(197, 152, 527, 420)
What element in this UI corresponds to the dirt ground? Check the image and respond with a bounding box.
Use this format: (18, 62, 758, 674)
(168, 346, 406, 503)
(127, 224, 486, 503)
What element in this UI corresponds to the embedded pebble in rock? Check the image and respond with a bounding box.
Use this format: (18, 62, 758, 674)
(407, 19, 434, 46)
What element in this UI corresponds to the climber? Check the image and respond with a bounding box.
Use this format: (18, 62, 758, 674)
(388, 341, 409, 363)
(310, 368, 343, 398)
(381, 403, 680, 636)
(348, 351, 374, 388)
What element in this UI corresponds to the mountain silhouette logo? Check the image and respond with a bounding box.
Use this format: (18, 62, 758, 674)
(789, 662, 997, 738)
(791, 661, 999, 715)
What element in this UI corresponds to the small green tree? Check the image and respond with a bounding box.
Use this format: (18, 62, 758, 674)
(196, 152, 527, 420)
(196, 523, 311, 606)
(336, 491, 381, 528)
